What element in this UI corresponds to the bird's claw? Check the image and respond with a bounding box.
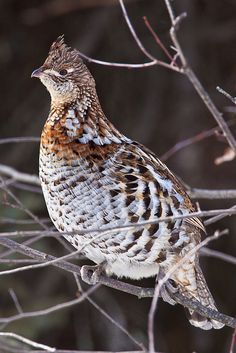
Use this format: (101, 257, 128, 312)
(160, 280, 178, 306)
(81, 264, 104, 285)
(158, 269, 178, 305)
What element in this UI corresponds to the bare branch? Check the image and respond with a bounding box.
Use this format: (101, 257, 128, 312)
(204, 205, 236, 226)
(0, 332, 55, 352)
(160, 126, 218, 161)
(164, 0, 236, 153)
(78, 50, 181, 72)
(73, 275, 145, 351)
(229, 328, 236, 353)
(0, 217, 49, 225)
(78, 0, 182, 73)
(118, 0, 156, 61)
(0, 236, 235, 329)
(0, 137, 39, 145)
(143, 16, 174, 63)
(0, 177, 46, 230)
(0, 259, 42, 264)
(201, 248, 236, 266)
(0, 345, 151, 353)
(217, 86, 236, 105)
(189, 188, 236, 199)
(0, 176, 74, 258)
(8, 289, 23, 314)
(0, 164, 40, 186)
(0, 285, 99, 325)
(77, 53, 157, 69)
(161, 118, 236, 162)
(11, 182, 42, 194)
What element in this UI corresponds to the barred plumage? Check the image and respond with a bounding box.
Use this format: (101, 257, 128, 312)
(32, 36, 224, 330)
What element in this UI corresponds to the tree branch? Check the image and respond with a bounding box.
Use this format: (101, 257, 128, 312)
(189, 188, 236, 199)
(0, 164, 40, 186)
(0, 236, 235, 329)
(0, 285, 100, 325)
(0, 137, 39, 145)
(164, 0, 236, 153)
(0, 332, 55, 352)
(77, 0, 236, 154)
(201, 248, 236, 266)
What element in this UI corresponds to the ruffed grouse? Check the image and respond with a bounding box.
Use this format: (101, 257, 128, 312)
(32, 36, 223, 330)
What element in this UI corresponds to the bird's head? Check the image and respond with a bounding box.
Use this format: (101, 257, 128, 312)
(31, 36, 95, 104)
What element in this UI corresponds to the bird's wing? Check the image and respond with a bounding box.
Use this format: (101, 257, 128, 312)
(136, 141, 206, 233)
(105, 141, 205, 234)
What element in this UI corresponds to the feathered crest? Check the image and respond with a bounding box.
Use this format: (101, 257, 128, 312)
(43, 35, 84, 70)
(49, 35, 67, 52)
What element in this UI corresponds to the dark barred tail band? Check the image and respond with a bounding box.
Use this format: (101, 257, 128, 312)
(186, 265, 224, 330)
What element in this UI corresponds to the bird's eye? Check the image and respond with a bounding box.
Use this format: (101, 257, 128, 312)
(59, 69, 68, 76)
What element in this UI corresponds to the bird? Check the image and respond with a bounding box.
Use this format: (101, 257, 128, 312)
(32, 35, 223, 330)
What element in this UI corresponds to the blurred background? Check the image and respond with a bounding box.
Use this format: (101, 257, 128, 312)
(0, 0, 236, 352)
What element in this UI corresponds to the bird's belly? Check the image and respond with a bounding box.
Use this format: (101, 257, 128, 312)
(39, 151, 189, 279)
(105, 258, 160, 279)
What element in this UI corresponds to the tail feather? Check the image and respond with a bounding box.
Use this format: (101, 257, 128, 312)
(181, 264, 224, 330)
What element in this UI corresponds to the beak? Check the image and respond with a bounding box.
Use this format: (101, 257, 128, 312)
(31, 67, 44, 78)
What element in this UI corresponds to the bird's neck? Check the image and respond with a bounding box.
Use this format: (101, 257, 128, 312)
(44, 89, 130, 146)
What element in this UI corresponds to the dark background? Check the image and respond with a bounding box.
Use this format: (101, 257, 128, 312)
(0, 0, 236, 352)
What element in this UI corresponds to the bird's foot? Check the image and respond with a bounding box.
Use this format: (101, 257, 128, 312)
(81, 264, 104, 285)
(160, 280, 178, 306)
(157, 268, 178, 306)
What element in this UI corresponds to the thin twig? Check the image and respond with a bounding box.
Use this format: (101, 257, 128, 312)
(12, 182, 42, 194)
(0, 137, 39, 145)
(73, 274, 145, 351)
(217, 86, 236, 105)
(78, 51, 181, 72)
(8, 289, 23, 314)
(0, 217, 50, 225)
(0, 164, 40, 186)
(201, 248, 236, 266)
(189, 188, 236, 199)
(160, 125, 218, 161)
(78, 0, 182, 73)
(118, 0, 156, 61)
(0, 285, 100, 325)
(185, 67, 236, 153)
(0, 176, 73, 258)
(0, 332, 55, 352)
(0, 345, 150, 353)
(0, 259, 43, 264)
(204, 205, 236, 226)
(229, 328, 236, 353)
(143, 16, 175, 63)
(0, 177, 46, 229)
